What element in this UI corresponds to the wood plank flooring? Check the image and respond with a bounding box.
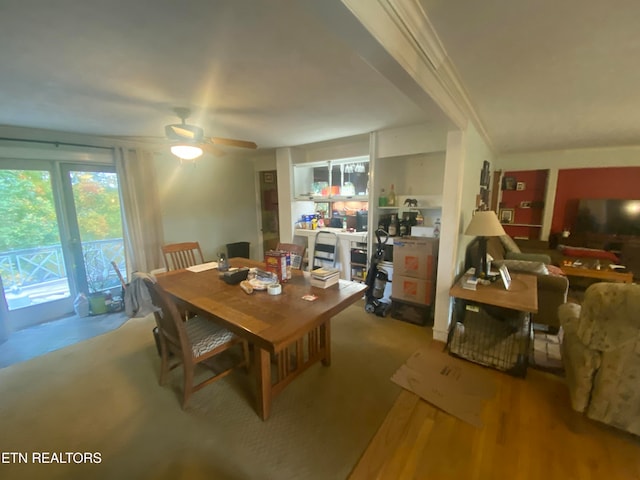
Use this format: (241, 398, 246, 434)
(350, 342, 640, 480)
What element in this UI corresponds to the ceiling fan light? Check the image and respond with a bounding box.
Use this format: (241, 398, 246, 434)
(170, 144, 203, 160)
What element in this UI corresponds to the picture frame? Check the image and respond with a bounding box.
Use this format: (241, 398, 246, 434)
(499, 264, 512, 290)
(263, 172, 275, 183)
(519, 201, 531, 208)
(516, 181, 526, 191)
(499, 208, 514, 224)
(480, 160, 491, 188)
(501, 176, 517, 190)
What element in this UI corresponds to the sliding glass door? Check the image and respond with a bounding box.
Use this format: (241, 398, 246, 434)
(0, 164, 72, 325)
(0, 158, 125, 330)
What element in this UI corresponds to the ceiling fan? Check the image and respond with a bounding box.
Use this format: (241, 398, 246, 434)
(165, 107, 257, 160)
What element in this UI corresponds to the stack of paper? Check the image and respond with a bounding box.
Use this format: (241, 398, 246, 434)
(461, 268, 478, 290)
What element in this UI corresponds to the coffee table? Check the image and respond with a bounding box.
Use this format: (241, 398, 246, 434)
(559, 265, 633, 283)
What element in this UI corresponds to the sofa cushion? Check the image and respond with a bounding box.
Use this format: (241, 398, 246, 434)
(499, 235, 522, 254)
(494, 259, 549, 275)
(485, 236, 507, 261)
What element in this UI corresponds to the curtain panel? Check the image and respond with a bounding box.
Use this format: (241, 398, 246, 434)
(115, 147, 164, 276)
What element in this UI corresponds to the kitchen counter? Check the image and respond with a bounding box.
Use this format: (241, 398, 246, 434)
(294, 227, 368, 241)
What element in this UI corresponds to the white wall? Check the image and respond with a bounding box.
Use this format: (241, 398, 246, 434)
(431, 124, 495, 342)
(154, 151, 259, 262)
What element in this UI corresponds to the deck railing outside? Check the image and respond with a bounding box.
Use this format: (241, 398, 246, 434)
(0, 238, 125, 310)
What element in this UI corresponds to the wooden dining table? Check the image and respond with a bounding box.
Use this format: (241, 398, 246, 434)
(155, 258, 367, 420)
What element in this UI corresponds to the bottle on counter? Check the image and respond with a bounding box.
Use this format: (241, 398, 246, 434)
(387, 184, 396, 207)
(399, 219, 408, 237)
(433, 218, 441, 238)
(379, 188, 388, 207)
(388, 214, 398, 236)
(416, 211, 424, 226)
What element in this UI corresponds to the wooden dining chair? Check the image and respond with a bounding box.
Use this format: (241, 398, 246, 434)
(143, 278, 250, 408)
(276, 242, 306, 270)
(162, 242, 204, 271)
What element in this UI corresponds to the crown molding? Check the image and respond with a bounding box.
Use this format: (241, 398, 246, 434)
(342, 0, 494, 152)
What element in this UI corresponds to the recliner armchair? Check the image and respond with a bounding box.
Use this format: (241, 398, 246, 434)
(466, 235, 569, 329)
(558, 283, 640, 436)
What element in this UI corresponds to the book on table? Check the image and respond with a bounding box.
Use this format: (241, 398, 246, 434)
(311, 267, 340, 279)
(310, 274, 340, 289)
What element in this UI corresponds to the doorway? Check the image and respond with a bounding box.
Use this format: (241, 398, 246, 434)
(0, 159, 125, 330)
(259, 170, 279, 254)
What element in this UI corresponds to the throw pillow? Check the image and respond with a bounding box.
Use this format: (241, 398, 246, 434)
(494, 259, 548, 275)
(499, 235, 522, 254)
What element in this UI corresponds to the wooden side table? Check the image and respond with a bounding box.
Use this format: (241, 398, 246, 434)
(447, 272, 538, 377)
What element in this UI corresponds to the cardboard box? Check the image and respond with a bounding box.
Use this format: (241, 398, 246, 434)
(393, 237, 437, 279)
(264, 250, 290, 282)
(410, 226, 435, 237)
(392, 274, 433, 305)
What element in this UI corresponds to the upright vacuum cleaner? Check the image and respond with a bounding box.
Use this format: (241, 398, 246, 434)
(364, 228, 391, 317)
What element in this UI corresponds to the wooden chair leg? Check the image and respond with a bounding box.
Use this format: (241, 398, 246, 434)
(159, 339, 169, 386)
(182, 364, 194, 409)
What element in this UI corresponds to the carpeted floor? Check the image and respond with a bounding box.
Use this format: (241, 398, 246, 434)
(0, 311, 129, 369)
(0, 301, 433, 480)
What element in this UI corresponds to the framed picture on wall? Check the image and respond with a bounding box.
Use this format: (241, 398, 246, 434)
(501, 176, 517, 190)
(516, 181, 526, 191)
(480, 160, 490, 187)
(499, 208, 514, 224)
(263, 172, 275, 183)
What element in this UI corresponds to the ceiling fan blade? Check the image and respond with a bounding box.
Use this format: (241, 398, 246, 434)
(202, 143, 226, 157)
(210, 137, 258, 149)
(165, 124, 204, 141)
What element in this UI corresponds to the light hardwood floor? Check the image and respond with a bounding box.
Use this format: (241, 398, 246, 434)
(350, 342, 640, 480)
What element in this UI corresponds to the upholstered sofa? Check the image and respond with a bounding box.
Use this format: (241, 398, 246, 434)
(558, 283, 640, 436)
(466, 236, 569, 329)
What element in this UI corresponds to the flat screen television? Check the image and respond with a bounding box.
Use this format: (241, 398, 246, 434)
(574, 199, 640, 236)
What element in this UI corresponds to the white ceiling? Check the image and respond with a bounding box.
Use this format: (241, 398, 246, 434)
(420, 0, 640, 152)
(1, 0, 639, 154)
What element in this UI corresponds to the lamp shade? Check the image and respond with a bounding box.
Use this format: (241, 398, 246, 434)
(464, 210, 506, 237)
(170, 144, 203, 160)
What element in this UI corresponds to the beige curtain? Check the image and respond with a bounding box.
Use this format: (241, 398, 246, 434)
(115, 147, 164, 276)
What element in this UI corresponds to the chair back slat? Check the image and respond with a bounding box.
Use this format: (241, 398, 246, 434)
(143, 278, 190, 359)
(162, 242, 204, 270)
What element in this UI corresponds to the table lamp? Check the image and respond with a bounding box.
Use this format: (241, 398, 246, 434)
(464, 210, 506, 277)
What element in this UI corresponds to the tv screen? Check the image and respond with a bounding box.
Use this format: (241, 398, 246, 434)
(574, 199, 640, 235)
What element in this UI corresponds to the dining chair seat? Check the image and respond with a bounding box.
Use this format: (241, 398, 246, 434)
(186, 317, 236, 357)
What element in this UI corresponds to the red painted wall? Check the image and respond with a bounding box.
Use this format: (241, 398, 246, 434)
(500, 169, 547, 239)
(552, 167, 640, 234)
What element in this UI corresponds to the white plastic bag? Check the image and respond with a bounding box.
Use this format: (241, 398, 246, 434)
(74, 293, 90, 317)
